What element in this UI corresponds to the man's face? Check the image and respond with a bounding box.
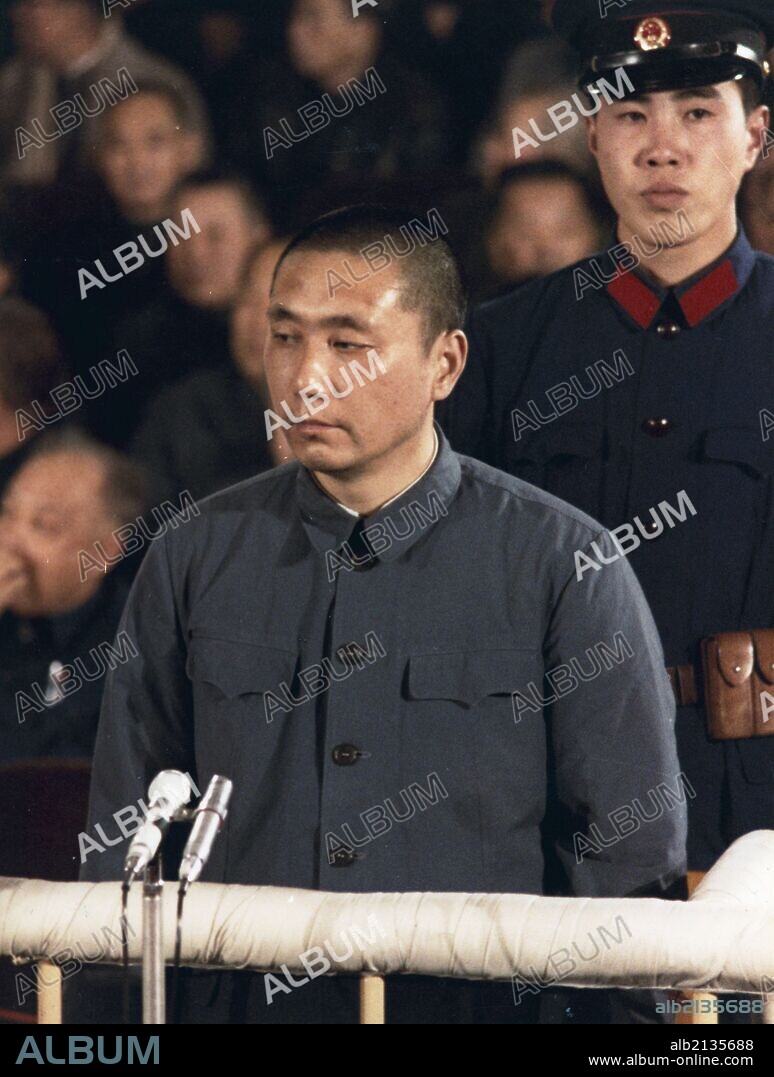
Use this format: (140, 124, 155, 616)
(488, 177, 600, 284)
(96, 95, 201, 223)
(287, 0, 378, 83)
(742, 162, 774, 255)
(230, 240, 286, 389)
(167, 185, 269, 310)
(265, 250, 448, 476)
(11, 0, 94, 65)
(588, 81, 768, 244)
(0, 452, 118, 617)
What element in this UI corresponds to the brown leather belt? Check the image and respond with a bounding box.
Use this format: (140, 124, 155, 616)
(667, 664, 699, 707)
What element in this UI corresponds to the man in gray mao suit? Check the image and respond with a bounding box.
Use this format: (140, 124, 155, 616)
(77, 205, 687, 1024)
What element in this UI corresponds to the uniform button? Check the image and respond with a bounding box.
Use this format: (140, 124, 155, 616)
(332, 743, 361, 766)
(339, 643, 362, 663)
(642, 520, 660, 535)
(331, 849, 356, 867)
(656, 320, 681, 339)
(641, 417, 673, 437)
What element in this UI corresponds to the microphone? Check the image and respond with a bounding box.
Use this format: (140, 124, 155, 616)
(123, 770, 193, 884)
(178, 775, 233, 890)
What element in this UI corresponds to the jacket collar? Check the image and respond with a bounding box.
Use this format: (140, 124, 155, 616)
(603, 225, 755, 330)
(296, 422, 461, 562)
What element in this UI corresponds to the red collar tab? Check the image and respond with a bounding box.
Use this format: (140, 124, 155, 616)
(606, 257, 740, 330)
(677, 259, 739, 328)
(606, 271, 661, 329)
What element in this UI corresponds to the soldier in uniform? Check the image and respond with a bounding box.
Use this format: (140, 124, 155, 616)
(442, 0, 774, 877)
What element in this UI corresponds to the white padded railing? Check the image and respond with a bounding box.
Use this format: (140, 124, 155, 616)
(1, 831, 773, 996)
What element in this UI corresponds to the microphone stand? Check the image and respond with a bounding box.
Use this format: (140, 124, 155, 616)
(142, 854, 165, 1025)
(139, 806, 194, 1025)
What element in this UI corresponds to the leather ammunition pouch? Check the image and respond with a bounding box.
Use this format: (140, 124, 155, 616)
(699, 630, 774, 740)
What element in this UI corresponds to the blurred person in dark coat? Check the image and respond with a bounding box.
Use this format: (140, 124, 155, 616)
(131, 237, 292, 502)
(91, 169, 272, 448)
(225, 0, 451, 225)
(0, 429, 144, 763)
(0, 298, 66, 499)
(390, 0, 545, 161)
(34, 82, 206, 373)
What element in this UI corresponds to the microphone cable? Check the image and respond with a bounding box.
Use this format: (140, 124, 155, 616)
(169, 882, 187, 1025)
(120, 881, 131, 1026)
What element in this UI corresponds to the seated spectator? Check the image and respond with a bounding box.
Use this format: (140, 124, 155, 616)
(94, 82, 205, 229)
(390, 0, 543, 162)
(478, 162, 607, 298)
(0, 0, 210, 192)
(0, 429, 145, 763)
(0, 298, 66, 497)
(740, 157, 774, 256)
(131, 237, 291, 502)
(91, 169, 272, 447)
(0, 227, 16, 299)
(226, 0, 451, 225)
(476, 35, 591, 187)
(37, 83, 206, 372)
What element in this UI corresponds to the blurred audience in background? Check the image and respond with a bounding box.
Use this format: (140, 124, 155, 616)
(476, 35, 590, 187)
(224, 0, 453, 225)
(0, 0, 210, 244)
(31, 82, 206, 375)
(741, 156, 774, 256)
(0, 298, 66, 497)
(0, 429, 143, 763)
(132, 236, 291, 502)
(90, 168, 271, 447)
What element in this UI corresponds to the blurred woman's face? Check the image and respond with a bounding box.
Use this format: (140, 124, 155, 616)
(287, 0, 378, 84)
(487, 177, 601, 285)
(10, 0, 94, 66)
(287, 0, 351, 82)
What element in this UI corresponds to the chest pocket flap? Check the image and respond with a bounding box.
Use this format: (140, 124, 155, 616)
(186, 636, 298, 698)
(701, 427, 771, 478)
(512, 420, 605, 465)
(408, 648, 539, 707)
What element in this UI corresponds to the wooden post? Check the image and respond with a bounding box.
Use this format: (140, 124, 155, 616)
(676, 872, 718, 1025)
(359, 975, 385, 1024)
(37, 961, 62, 1025)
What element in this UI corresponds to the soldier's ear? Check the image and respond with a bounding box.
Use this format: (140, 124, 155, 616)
(586, 115, 599, 158)
(743, 104, 770, 173)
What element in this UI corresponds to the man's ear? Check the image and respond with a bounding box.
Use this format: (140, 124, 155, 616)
(432, 330, 468, 402)
(586, 115, 599, 158)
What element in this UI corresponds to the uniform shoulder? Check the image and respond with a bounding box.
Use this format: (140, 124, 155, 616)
(457, 453, 604, 541)
(750, 248, 774, 277)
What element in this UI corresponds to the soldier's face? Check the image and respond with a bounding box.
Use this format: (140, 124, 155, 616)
(265, 250, 459, 476)
(588, 82, 768, 246)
